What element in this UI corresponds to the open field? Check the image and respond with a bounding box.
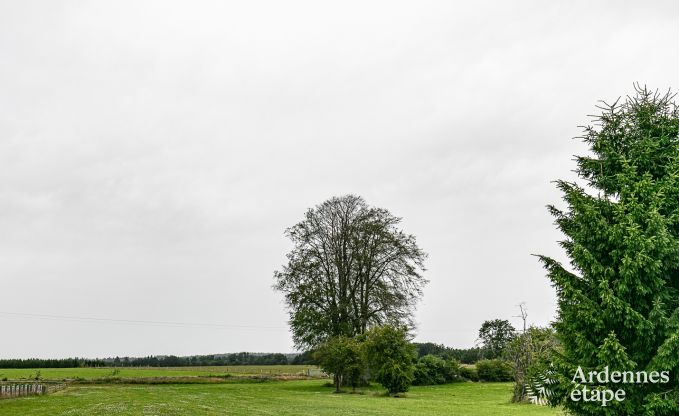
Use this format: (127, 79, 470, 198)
(0, 365, 315, 381)
(0, 379, 562, 416)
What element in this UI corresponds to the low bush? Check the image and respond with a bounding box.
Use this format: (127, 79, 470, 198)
(374, 361, 413, 395)
(475, 359, 513, 382)
(412, 355, 461, 385)
(459, 366, 478, 382)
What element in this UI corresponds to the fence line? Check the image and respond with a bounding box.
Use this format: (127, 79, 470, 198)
(0, 382, 66, 399)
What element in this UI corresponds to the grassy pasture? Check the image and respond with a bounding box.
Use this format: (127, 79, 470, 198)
(0, 379, 562, 415)
(0, 365, 314, 381)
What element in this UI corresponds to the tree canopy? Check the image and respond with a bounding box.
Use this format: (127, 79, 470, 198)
(274, 195, 427, 349)
(540, 86, 679, 414)
(477, 319, 516, 359)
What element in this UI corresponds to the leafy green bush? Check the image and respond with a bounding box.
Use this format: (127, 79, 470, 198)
(374, 360, 413, 395)
(459, 366, 478, 382)
(476, 359, 513, 382)
(412, 355, 460, 385)
(362, 326, 416, 395)
(314, 336, 365, 392)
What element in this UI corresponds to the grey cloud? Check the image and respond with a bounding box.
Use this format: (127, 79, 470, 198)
(1, 0, 678, 357)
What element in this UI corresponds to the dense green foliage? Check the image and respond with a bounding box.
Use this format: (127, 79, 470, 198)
(413, 342, 483, 364)
(274, 195, 427, 349)
(478, 319, 517, 359)
(504, 326, 559, 402)
(0, 380, 559, 416)
(412, 355, 461, 385)
(460, 365, 480, 382)
(540, 86, 679, 414)
(362, 326, 416, 395)
(476, 359, 514, 382)
(290, 350, 316, 365)
(314, 336, 365, 392)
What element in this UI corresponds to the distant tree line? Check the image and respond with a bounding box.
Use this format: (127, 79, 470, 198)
(412, 342, 483, 364)
(0, 352, 290, 368)
(0, 342, 501, 369)
(288, 342, 487, 367)
(117, 353, 290, 367)
(0, 358, 105, 369)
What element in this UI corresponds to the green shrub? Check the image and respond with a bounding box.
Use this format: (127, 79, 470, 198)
(314, 336, 365, 393)
(476, 359, 513, 382)
(412, 355, 461, 385)
(459, 365, 478, 382)
(375, 360, 413, 395)
(362, 326, 416, 395)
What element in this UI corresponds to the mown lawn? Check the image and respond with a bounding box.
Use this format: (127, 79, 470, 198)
(0, 365, 313, 380)
(0, 380, 562, 415)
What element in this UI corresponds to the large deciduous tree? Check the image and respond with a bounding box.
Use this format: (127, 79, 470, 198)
(477, 319, 516, 359)
(274, 195, 427, 349)
(540, 86, 679, 414)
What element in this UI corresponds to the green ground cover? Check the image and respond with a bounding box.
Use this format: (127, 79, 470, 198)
(0, 365, 314, 381)
(0, 379, 561, 415)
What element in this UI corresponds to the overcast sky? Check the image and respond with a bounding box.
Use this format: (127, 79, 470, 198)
(1, 1, 678, 358)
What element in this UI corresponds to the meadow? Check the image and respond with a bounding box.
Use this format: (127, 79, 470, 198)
(0, 377, 562, 416)
(0, 365, 313, 381)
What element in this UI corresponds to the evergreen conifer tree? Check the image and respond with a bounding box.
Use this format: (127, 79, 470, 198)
(540, 86, 679, 415)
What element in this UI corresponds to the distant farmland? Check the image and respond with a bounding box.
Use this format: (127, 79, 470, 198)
(0, 365, 315, 381)
(0, 376, 562, 416)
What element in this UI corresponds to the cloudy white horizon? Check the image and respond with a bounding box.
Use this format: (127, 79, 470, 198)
(1, 0, 678, 358)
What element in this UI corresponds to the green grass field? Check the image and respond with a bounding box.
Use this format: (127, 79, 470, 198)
(0, 379, 562, 416)
(0, 366, 563, 415)
(0, 365, 314, 381)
